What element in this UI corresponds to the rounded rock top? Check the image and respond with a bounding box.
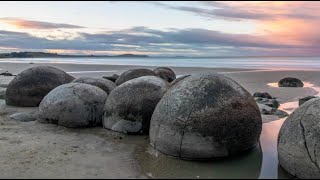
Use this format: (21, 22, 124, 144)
(278, 97, 320, 179)
(153, 67, 176, 83)
(5, 66, 74, 107)
(278, 77, 304, 87)
(150, 73, 262, 160)
(103, 76, 170, 134)
(37, 83, 108, 128)
(72, 77, 116, 94)
(115, 68, 157, 86)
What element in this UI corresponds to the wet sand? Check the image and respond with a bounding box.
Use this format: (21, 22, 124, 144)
(0, 62, 319, 178)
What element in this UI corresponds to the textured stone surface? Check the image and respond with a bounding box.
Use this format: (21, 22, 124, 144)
(103, 76, 169, 134)
(115, 69, 156, 86)
(102, 74, 119, 83)
(153, 67, 176, 82)
(278, 77, 304, 87)
(253, 92, 273, 99)
(5, 66, 74, 107)
(170, 75, 190, 86)
(150, 73, 262, 160)
(278, 98, 320, 179)
(37, 83, 108, 128)
(299, 96, 317, 106)
(72, 77, 116, 94)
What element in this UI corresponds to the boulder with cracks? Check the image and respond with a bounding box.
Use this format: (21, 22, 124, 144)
(278, 97, 320, 179)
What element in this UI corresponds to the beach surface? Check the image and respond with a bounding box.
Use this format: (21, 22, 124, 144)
(0, 62, 319, 178)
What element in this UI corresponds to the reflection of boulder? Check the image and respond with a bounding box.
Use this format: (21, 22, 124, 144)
(278, 77, 303, 87)
(278, 98, 320, 178)
(299, 96, 317, 106)
(134, 143, 262, 179)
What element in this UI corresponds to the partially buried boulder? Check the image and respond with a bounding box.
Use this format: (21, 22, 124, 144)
(299, 96, 317, 106)
(72, 77, 116, 94)
(278, 97, 320, 179)
(37, 83, 108, 128)
(102, 74, 119, 83)
(5, 66, 74, 107)
(150, 73, 262, 160)
(115, 68, 156, 86)
(153, 67, 176, 82)
(10, 112, 36, 122)
(103, 76, 170, 134)
(278, 77, 304, 87)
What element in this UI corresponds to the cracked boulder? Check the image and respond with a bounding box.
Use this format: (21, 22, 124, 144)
(5, 66, 74, 107)
(153, 67, 176, 83)
(115, 68, 157, 86)
(103, 76, 170, 134)
(150, 73, 262, 160)
(37, 83, 108, 128)
(278, 97, 320, 179)
(72, 77, 116, 94)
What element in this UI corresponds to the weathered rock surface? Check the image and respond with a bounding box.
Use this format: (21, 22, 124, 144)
(255, 97, 280, 109)
(10, 112, 36, 122)
(257, 103, 288, 118)
(170, 75, 190, 86)
(103, 76, 169, 134)
(37, 83, 108, 128)
(72, 77, 116, 94)
(278, 77, 304, 87)
(299, 96, 317, 106)
(278, 97, 320, 179)
(153, 67, 176, 82)
(115, 69, 157, 86)
(102, 74, 119, 83)
(5, 66, 74, 107)
(150, 73, 262, 159)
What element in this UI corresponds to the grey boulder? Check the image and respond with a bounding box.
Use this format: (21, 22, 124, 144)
(170, 75, 190, 86)
(37, 83, 108, 128)
(115, 68, 157, 86)
(5, 66, 74, 107)
(150, 73, 262, 160)
(10, 112, 36, 122)
(153, 67, 176, 82)
(278, 97, 320, 179)
(253, 92, 273, 99)
(72, 77, 116, 94)
(278, 77, 304, 87)
(103, 76, 170, 134)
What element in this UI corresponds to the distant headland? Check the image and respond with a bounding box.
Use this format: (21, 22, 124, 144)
(0, 52, 149, 58)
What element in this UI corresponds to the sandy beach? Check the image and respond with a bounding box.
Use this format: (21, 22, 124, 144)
(0, 62, 319, 178)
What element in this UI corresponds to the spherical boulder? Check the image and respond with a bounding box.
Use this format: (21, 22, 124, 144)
(102, 74, 119, 83)
(150, 73, 262, 160)
(153, 67, 176, 82)
(5, 66, 74, 107)
(103, 76, 170, 134)
(37, 83, 108, 128)
(278, 98, 320, 179)
(72, 77, 116, 94)
(278, 77, 304, 87)
(115, 68, 157, 86)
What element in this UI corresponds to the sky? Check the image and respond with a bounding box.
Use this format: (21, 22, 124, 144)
(0, 1, 320, 57)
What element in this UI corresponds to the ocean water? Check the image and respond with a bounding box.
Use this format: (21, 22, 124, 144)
(1, 56, 320, 70)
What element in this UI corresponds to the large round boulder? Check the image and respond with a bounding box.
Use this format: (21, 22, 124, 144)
(37, 83, 108, 128)
(278, 98, 320, 179)
(115, 69, 157, 86)
(103, 76, 170, 134)
(72, 77, 116, 94)
(150, 73, 262, 160)
(153, 67, 176, 83)
(5, 66, 74, 107)
(278, 77, 304, 87)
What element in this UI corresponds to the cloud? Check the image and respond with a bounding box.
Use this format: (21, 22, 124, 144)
(0, 17, 85, 29)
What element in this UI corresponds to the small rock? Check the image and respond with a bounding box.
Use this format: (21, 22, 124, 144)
(0, 71, 14, 76)
(278, 77, 304, 87)
(9, 112, 36, 122)
(253, 92, 273, 99)
(102, 74, 119, 83)
(0, 88, 6, 99)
